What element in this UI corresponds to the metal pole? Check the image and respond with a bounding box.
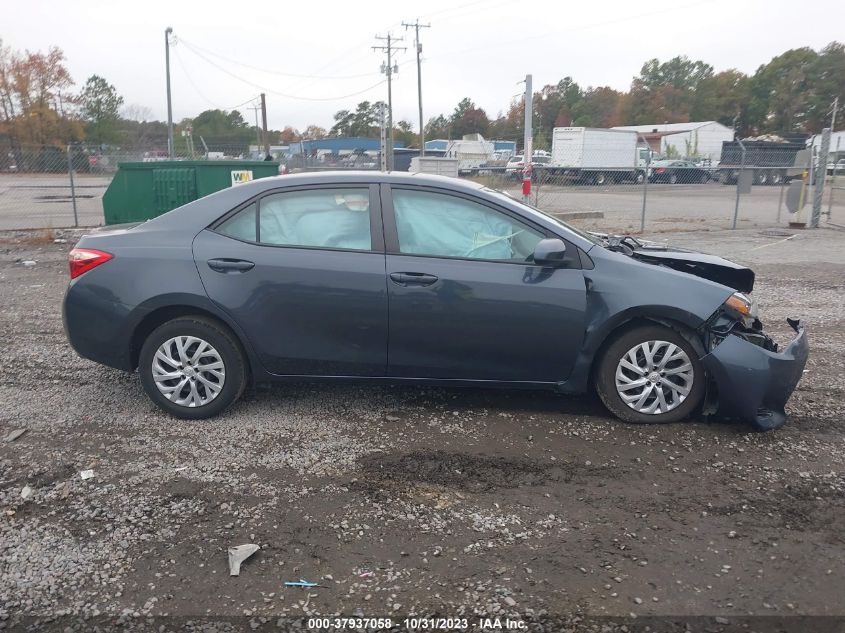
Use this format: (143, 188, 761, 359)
(386, 34, 394, 171)
(831, 96, 838, 133)
(373, 34, 405, 171)
(731, 142, 746, 230)
(828, 136, 841, 219)
(777, 176, 786, 224)
(249, 104, 261, 154)
(165, 27, 174, 159)
(522, 74, 533, 205)
(260, 93, 270, 157)
(403, 21, 430, 156)
(67, 145, 78, 228)
(640, 137, 650, 232)
(811, 127, 831, 228)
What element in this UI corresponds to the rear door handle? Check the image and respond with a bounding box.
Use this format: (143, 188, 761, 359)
(207, 258, 255, 273)
(389, 272, 439, 286)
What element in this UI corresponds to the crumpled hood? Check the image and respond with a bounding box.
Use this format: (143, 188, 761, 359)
(630, 245, 755, 293)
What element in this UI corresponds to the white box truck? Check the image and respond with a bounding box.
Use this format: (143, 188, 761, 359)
(550, 127, 646, 184)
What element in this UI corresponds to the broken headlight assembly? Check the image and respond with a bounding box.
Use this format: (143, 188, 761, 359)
(703, 292, 777, 353)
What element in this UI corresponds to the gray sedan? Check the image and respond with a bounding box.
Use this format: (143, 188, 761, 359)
(62, 172, 807, 430)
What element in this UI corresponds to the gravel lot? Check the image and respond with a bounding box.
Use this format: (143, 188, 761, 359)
(1, 225, 843, 632)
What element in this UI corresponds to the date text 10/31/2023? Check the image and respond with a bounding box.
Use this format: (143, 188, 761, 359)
(307, 617, 527, 630)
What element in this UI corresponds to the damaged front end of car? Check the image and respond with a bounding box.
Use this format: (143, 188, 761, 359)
(698, 292, 808, 431)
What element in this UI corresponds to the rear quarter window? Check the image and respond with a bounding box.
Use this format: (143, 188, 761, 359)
(216, 203, 257, 241)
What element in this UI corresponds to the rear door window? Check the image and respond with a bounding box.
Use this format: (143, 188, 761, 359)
(259, 189, 372, 250)
(214, 188, 373, 251)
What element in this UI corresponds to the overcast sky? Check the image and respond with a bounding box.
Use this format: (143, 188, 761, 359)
(5, 0, 844, 131)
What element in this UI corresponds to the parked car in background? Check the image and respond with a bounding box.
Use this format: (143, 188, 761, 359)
(63, 172, 807, 431)
(827, 158, 845, 175)
(505, 155, 551, 179)
(649, 160, 712, 184)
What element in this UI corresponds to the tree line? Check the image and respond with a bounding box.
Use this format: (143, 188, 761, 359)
(423, 42, 844, 149)
(1, 38, 842, 157)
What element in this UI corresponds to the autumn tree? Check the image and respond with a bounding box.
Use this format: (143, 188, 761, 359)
(301, 124, 327, 139)
(279, 126, 300, 143)
(0, 43, 80, 146)
(571, 87, 625, 128)
(449, 98, 489, 138)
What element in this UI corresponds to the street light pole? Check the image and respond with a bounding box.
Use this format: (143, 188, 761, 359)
(165, 27, 174, 159)
(522, 74, 533, 204)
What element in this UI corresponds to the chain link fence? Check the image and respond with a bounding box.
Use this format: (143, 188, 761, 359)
(0, 140, 833, 234)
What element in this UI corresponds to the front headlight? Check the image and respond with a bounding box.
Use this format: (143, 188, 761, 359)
(724, 292, 759, 325)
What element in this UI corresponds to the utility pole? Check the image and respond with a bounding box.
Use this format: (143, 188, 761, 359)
(402, 19, 430, 155)
(165, 27, 175, 159)
(522, 74, 533, 204)
(373, 33, 405, 170)
(832, 96, 839, 133)
(260, 93, 270, 158)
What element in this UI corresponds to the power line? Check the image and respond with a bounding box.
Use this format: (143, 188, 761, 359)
(179, 43, 388, 102)
(173, 48, 224, 109)
(178, 38, 380, 80)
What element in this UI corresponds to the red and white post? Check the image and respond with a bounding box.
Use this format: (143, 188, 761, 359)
(522, 73, 533, 204)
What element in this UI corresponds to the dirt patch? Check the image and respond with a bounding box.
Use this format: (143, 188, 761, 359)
(357, 449, 555, 492)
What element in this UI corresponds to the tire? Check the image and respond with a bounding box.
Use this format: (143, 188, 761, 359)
(668, 173, 678, 184)
(138, 316, 247, 419)
(754, 170, 768, 186)
(635, 172, 645, 184)
(595, 172, 607, 186)
(769, 170, 783, 186)
(595, 325, 705, 424)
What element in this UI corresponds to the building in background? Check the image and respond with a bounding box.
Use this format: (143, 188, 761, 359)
(288, 137, 406, 158)
(612, 121, 733, 163)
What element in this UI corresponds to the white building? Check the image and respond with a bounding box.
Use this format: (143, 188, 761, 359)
(611, 121, 734, 163)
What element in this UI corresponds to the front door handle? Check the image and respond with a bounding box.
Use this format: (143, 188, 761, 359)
(207, 258, 255, 273)
(389, 272, 439, 286)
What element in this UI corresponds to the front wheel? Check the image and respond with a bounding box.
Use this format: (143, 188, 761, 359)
(595, 325, 705, 424)
(138, 316, 247, 419)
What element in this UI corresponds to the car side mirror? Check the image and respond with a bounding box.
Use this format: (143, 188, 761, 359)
(533, 238, 567, 266)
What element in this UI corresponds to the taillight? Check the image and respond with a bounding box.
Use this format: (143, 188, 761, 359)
(655, 167, 666, 173)
(68, 248, 113, 279)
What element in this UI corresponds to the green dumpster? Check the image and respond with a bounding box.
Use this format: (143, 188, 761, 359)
(102, 160, 280, 225)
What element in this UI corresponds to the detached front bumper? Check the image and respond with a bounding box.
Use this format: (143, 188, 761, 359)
(701, 319, 808, 431)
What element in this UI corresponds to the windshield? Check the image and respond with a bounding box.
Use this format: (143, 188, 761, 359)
(482, 188, 605, 246)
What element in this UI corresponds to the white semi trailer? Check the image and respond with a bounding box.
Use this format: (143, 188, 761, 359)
(549, 127, 647, 184)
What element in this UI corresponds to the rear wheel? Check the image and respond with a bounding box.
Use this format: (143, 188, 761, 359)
(668, 173, 678, 184)
(769, 170, 783, 185)
(595, 325, 705, 424)
(595, 172, 608, 185)
(139, 316, 246, 419)
(755, 170, 769, 186)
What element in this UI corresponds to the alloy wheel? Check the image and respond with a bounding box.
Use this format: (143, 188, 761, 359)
(615, 340, 694, 414)
(151, 336, 226, 407)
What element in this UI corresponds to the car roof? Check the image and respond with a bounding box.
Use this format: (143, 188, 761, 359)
(253, 170, 487, 191)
